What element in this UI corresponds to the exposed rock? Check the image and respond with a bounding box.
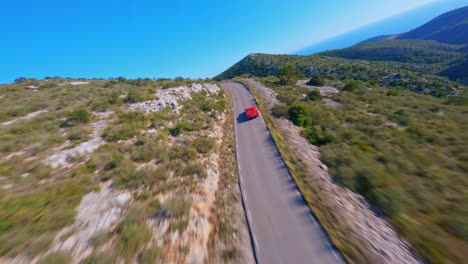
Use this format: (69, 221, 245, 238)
(297, 79, 340, 95)
(43, 119, 108, 168)
(0, 109, 48, 127)
(129, 83, 220, 113)
(47, 182, 131, 263)
(59, 82, 90, 86)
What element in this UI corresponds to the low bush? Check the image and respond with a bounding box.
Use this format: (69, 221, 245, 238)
(191, 136, 215, 154)
(288, 103, 312, 127)
(169, 145, 197, 162)
(0, 178, 94, 256)
(125, 88, 146, 103)
(182, 162, 207, 178)
(62, 109, 90, 127)
(40, 251, 72, 264)
(116, 220, 151, 261)
(162, 197, 191, 218)
(307, 73, 326, 86)
(139, 246, 163, 264)
(130, 136, 168, 163)
(67, 126, 91, 141)
(342, 80, 363, 92)
(271, 104, 290, 118)
(305, 90, 322, 101)
(81, 252, 116, 264)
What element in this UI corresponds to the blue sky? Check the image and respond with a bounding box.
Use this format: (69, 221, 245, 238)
(0, 0, 465, 83)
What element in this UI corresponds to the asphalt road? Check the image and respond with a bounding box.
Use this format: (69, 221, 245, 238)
(222, 82, 343, 264)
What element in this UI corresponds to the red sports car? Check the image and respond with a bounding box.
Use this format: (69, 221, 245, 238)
(245, 105, 260, 120)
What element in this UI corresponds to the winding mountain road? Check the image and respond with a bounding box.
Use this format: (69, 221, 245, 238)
(222, 82, 343, 264)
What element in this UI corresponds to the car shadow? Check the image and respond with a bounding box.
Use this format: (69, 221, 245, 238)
(237, 112, 248, 124)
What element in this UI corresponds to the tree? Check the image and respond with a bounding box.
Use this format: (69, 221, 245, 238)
(279, 64, 301, 85)
(307, 73, 326, 86)
(14, 77, 27, 84)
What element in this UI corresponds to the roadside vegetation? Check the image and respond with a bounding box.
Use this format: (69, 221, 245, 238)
(252, 75, 468, 263)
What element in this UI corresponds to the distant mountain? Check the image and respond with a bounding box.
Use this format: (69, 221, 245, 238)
(318, 6, 468, 84)
(397, 5, 468, 44)
(297, 0, 468, 55)
(358, 5, 468, 45)
(320, 39, 465, 64)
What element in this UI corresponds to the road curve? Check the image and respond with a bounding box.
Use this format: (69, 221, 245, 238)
(222, 82, 343, 264)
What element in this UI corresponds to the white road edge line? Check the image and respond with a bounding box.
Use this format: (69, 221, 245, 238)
(326, 240, 343, 263)
(295, 189, 302, 197)
(309, 213, 319, 227)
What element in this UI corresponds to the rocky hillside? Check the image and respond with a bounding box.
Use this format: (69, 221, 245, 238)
(215, 53, 465, 96)
(0, 78, 253, 264)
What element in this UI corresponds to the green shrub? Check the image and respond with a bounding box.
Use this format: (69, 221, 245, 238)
(125, 88, 146, 103)
(302, 125, 337, 146)
(0, 178, 94, 256)
(105, 153, 125, 170)
(307, 73, 326, 86)
(162, 197, 191, 218)
(169, 145, 197, 162)
(169, 122, 193, 136)
(288, 103, 312, 127)
(172, 219, 189, 232)
(279, 64, 301, 85)
(139, 246, 163, 264)
(67, 126, 91, 141)
(386, 87, 402, 96)
(130, 136, 168, 162)
(62, 109, 90, 127)
(28, 235, 53, 257)
(81, 252, 116, 264)
(271, 104, 290, 118)
(116, 222, 151, 261)
(305, 90, 322, 101)
(89, 230, 111, 247)
(342, 81, 363, 92)
(182, 162, 207, 178)
(40, 251, 72, 264)
(191, 136, 215, 154)
(102, 123, 139, 141)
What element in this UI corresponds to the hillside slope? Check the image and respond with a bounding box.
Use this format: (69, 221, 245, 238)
(397, 5, 468, 44)
(216, 53, 465, 96)
(315, 6, 468, 84)
(320, 39, 465, 64)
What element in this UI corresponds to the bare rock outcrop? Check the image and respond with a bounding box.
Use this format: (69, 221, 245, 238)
(129, 83, 220, 113)
(47, 182, 131, 263)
